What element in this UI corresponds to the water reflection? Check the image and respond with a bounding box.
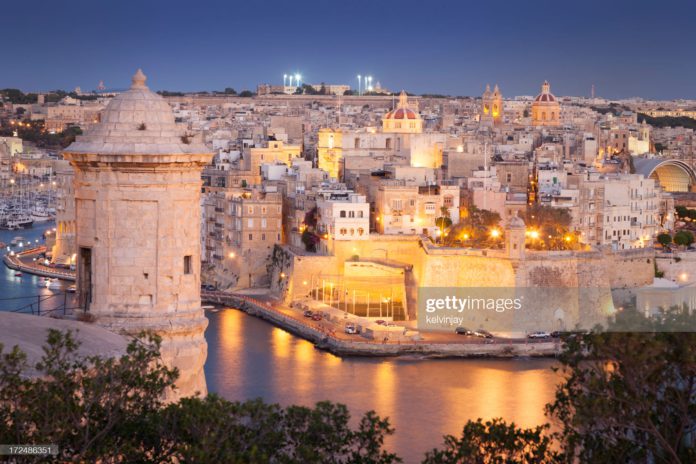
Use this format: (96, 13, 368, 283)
(205, 309, 561, 462)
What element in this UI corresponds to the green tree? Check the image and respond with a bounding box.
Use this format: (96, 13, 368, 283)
(522, 205, 576, 250)
(0, 330, 178, 462)
(435, 206, 453, 238)
(675, 205, 688, 218)
(0, 330, 400, 463)
(238, 90, 254, 97)
(423, 418, 557, 464)
(547, 307, 696, 463)
(673, 230, 694, 247)
(657, 232, 672, 247)
(223, 87, 237, 95)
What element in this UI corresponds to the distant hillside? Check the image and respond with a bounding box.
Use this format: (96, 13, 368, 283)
(638, 113, 696, 130)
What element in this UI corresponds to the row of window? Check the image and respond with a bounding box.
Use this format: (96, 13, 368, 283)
(245, 233, 281, 241)
(233, 205, 282, 216)
(338, 227, 365, 236)
(338, 210, 364, 218)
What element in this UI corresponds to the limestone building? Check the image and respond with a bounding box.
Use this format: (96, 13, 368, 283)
(204, 185, 283, 289)
(531, 81, 561, 127)
(50, 160, 76, 264)
(480, 84, 503, 126)
(316, 91, 445, 179)
(62, 70, 213, 400)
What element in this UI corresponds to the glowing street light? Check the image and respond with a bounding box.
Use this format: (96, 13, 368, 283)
(490, 228, 501, 239)
(228, 252, 236, 258)
(529, 230, 540, 239)
(295, 73, 301, 87)
(367, 76, 373, 92)
(357, 75, 361, 95)
(283, 74, 287, 86)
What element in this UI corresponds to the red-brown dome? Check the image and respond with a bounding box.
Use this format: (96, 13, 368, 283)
(384, 107, 418, 120)
(535, 93, 556, 102)
(534, 80, 557, 103)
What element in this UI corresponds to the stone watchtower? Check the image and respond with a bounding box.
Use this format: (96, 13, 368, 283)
(62, 70, 213, 399)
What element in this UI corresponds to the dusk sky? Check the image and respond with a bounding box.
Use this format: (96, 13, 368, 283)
(2, 0, 695, 99)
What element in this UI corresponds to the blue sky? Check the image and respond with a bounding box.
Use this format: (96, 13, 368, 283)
(2, 0, 695, 99)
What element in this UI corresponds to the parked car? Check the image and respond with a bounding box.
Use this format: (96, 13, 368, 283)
(528, 331, 551, 339)
(67, 285, 77, 293)
(455, 327, 473, 335)
(551, 330, 587, 339)
(311, 313, 323, 321)
(303, 310, 314, 318)
(375, 320, 387, 326)
(473, 329, 493, 339)
(344, 323, 358, 334)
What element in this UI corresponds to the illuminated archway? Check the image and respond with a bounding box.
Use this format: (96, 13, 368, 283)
(633, 158, 696, 193)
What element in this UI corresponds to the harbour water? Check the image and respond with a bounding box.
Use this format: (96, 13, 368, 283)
(0, 222, 73, 313)
(204, 308, 561, 461)
(0, 222, 562, 462)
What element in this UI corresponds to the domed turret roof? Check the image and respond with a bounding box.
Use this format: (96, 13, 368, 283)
(507, 212, 526, 229)
(534, 80, 557, 103)
(64, 69, 211, 156)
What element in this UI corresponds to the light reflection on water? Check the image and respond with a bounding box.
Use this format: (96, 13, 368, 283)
(204, 308, 561, 462)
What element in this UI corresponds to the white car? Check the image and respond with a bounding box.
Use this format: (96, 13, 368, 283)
(527, 331, 551, 339)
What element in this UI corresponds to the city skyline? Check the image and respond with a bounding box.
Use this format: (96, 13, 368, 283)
(2, 0, 695, 100)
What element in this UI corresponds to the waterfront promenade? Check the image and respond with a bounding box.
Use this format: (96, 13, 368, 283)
(3, 246, 76, 281)
(202, 290, 560, 358)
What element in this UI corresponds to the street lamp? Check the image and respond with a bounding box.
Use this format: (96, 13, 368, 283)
(295, 73, 301, 87)
(283, 74, 287, 86)
(357, 75, 361, 96)
(367, 76, 373, 92)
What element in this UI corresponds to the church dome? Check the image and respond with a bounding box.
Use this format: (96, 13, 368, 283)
(384, 107, 418, 120)
(64, 69, 210, 156)
(534, 80, 557, 103)
(383, 90, 420, 120)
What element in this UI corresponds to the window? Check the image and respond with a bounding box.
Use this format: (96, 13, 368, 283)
(506, 173, 512, 183)
(247, 206, 253, 214)
(247, 218, 254, 228)
(184, 255, 192, 275)
(261, 218, 267, 229)
(425, 203, 436, 214)
(357, 227, 364, 236)
(443, 196, 453, 207)
(262, 233, 266, 241)
(354, 138, 360, 149)
(248, 233, 253, 241)
(357, 211, 364, 218)
(340, 210, 346, 218)
(261, 206, 267, 214)
(392, 199, 403, 210)
(386, 138, 391, 149)
(349, 211, 355, 218)
(340, 228, 347, 235)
